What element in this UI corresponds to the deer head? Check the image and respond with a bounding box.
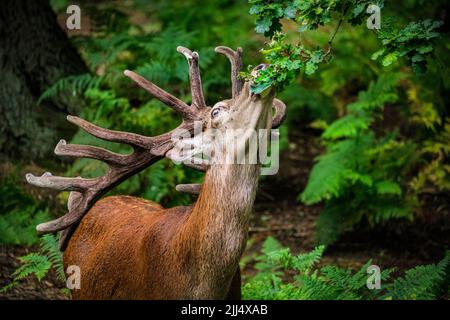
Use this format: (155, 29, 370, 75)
(167, 52, 285, 170)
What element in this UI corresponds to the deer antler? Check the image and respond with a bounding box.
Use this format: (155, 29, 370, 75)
(215, 46, 244, 98)
(177, 46, 207, 110)
(174, 46, 245, 196)
(26, 46, 209, 249)
(175, 47, 287, 196)
(215, 46, 286, 127)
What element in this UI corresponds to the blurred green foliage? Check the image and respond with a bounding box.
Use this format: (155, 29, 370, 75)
(248, 0, 450, 244)
(300, 72, 419, 244)
(0, 176, 52, 245)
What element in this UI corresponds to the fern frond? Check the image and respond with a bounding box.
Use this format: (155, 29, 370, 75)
(40, 234, 65, 282)
(0, 235, 66, 294)
(384, 251, 450, 300)
(347, 73, 403, 113)
(367, 199, 412, 225)
(243, 237, 449, 300)
(261, 236, 283, 254)
(0, 253, 52, 294)
(322, 115, 371, 140)
(292, 245, 325, 274)
(144, 25, 196, 62)
(38, 73, 104, 104)
(15, 254, 52, 281)
(300, 135, 374, 204)
(375, 180, 402, 196)
(296, 273, 355, 299)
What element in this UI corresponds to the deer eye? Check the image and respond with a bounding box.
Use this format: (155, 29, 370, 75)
(211, 108, 221, 119)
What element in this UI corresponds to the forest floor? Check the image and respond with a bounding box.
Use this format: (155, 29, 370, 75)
(0, 130, 449, 299)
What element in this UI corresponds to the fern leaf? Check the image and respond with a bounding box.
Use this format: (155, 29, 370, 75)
(292, 246, 325, 273)
(40, 234, 65, 282)
(38, 73, 104, 104)
(322, 115, 371, 140)
(384, 251, 450, 300)
(300, 136, 373, 204)
(14, 253, 52, 282)
(375, 180, 402, 196)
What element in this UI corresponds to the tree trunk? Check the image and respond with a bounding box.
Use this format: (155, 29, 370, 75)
(0, 0, 87, 161)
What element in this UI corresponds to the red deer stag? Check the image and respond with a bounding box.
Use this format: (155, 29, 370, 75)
(26, 46, 286, 299)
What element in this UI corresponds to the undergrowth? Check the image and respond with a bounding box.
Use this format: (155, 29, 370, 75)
(0, 178, 52, 246)
(0, 234, 66, 295)
(242, 237, 450, 300)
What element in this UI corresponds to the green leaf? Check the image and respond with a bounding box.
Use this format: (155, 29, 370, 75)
(292, 246, 325, 273)
(243, 238, 449, 300)
(344, 170, 373, 187)
(351, 4, 365, 18)
(371, 48, 385, 61)
(382, 52, 399, 66)
(249, 5, 263, 15)
(416, 45, 433, 54)
(284, 5, 297, 19)
(255, 18, 272, 34)
(261, 236, 283, 254)
(251, 79, 273, 94)
(411, 54, 425, 63)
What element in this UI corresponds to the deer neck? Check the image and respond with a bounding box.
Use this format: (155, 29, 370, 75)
(173, 86, 274, 297)
(177, 162, 259, 297)
(195, 163, 259, 255)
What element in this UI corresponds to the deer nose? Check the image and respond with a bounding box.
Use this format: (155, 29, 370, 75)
(250, 64, 269, 78)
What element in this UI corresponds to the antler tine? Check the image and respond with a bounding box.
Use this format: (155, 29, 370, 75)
(36, 200, 88, 234)
(215, 46, 244, 98)
(123, 70, 195, 119)
(25, 172, 93, 192)
(272, 99, 287, 129)
(177, 46, 207, 110)
(55, 139, 129, 166)
(183, 162, 208, 172)
(67, 115, 153, 149)
(176, 183, 202, 195)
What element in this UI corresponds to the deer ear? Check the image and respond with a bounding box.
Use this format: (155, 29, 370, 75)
(272, 99, 286, 129)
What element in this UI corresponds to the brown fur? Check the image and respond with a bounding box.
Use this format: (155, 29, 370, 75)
(65, 165, 251, 299)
